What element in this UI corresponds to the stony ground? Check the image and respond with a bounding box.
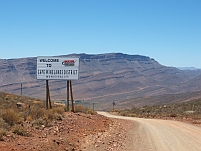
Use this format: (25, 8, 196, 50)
(0, 112, 133, 151)
(1, 111, 201, 151)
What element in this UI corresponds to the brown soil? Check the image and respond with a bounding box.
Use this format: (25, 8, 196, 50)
(0, 112, 132, 151)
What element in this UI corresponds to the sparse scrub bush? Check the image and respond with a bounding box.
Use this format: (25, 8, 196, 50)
(52, 107, 65, 115)
(119, 111, 129, 116)
(26, 116, 33, 122)
(74, 105, 87, 113)
(169, 113, 178, 118)
(129, 113, 137, 117)
(87, 109, 97, 115)
(138, 115, 144, 118)
(3, 109, 22, 126)
(30, 108, 47, 120)
(0, 118, 10, 130)
(113, 109, 119, 112)
(0, 128, 7, 141)
(29, 106, 64, 122)
(46, 109, 64, 121)
(31, 118, 48, 127)
(54, 113, 62, 121)
(46, 111, 55, 120)
(74, 105, 97, 115)
(102, 97, 201, 122)
(12, 124, 28, 136)
(110, 109, 119, 113)
(33, 100, 41, 104)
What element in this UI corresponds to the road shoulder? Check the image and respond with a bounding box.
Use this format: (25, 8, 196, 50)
(83, 116, 134, 151)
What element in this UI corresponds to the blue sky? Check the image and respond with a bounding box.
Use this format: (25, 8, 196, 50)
(0, 0, 201, 68)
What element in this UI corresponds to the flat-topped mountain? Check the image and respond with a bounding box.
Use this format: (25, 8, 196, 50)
(0, 53, 201, 109)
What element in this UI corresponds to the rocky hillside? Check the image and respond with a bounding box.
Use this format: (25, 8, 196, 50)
(0, 92, 131, 151)
(0, 53, 201, 109)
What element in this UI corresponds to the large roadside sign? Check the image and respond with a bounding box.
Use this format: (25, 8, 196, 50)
(37, 57, 79, 80)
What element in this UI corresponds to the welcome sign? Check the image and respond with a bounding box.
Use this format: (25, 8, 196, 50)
(37, 57, 79, 80)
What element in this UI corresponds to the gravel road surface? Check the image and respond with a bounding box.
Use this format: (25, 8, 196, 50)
(98, 112, 201, 151)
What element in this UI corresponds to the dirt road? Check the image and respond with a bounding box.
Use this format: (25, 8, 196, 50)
(98, 112, 201, 151)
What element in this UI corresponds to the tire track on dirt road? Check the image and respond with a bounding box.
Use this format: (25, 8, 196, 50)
(98, 112, 201, 151)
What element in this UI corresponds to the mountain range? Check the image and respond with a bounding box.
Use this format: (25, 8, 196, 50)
(177, 67, 201, 70)
(0, 53, 201, 110)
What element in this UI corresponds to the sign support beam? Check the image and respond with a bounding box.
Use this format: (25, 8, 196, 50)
(70, 80, 74, 112)
(66, 80, 70, 111)
(37, 57, 79, 111)
(46, 80, 49, 109)
(46, 80, 52, 109)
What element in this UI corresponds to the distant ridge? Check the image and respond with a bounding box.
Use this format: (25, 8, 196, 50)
(177, 67, 201, 70)
(0, 53, 201, 109)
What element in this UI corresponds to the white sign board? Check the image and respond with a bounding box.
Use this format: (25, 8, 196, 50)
(37, 57, 79, 80)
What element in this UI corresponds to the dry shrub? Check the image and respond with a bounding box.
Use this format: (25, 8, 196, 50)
(74, 105, 96, 114)
(0, 118, 10, 130)
(12, 124, 28, 136)
(138, 115, 144, 118)
(74, 105, 87, 113)
(54, 113, 63, 121)
(0, 128, 7, 141)
(30, 107, 63, 123)
(33, 100, 41, 104)
(113, 109, 119, 112)
(30, 108, 47, 120)
(129, 113, 137, 117)
(119, 111, 130, 117)
(46, 111, 55, 120)
(87, 109, 97, 115)
(3, 109, 22, 126)
(169, 113, 177, 118)
(52, 107, 65, 115)
(26, 116, 32, 122)
(31, 118, 48, 127)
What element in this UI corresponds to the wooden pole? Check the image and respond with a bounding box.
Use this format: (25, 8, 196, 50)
(93, 103, 95, 111)
(21, 83, 22, 95)
(48, 85, 52, 109)
(66, 80, 70, 111)
(112, 101, 115, 111)
(70, 80, 74, 112)
(46, 80, 49, 109)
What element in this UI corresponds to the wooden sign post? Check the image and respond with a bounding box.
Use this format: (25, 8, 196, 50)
(66, 80, 70, 111)
(112, 101, 116, 111)
(66, 80, 75, 112)
(46, 80, 52, 109)
(21, 83, 22, 95)
(37, 57, 79, 111)
(70, 80, 74, 112)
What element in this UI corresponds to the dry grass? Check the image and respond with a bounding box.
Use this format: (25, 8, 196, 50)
(0, 92, 95, 139)
(2, 109, 22, 126)
(0, 93, 62, 137)
(74, 104, 97, 115)
(0, 128, 6, 141)
(118, 98, 201, 121)
(12, 124, 29, 136)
